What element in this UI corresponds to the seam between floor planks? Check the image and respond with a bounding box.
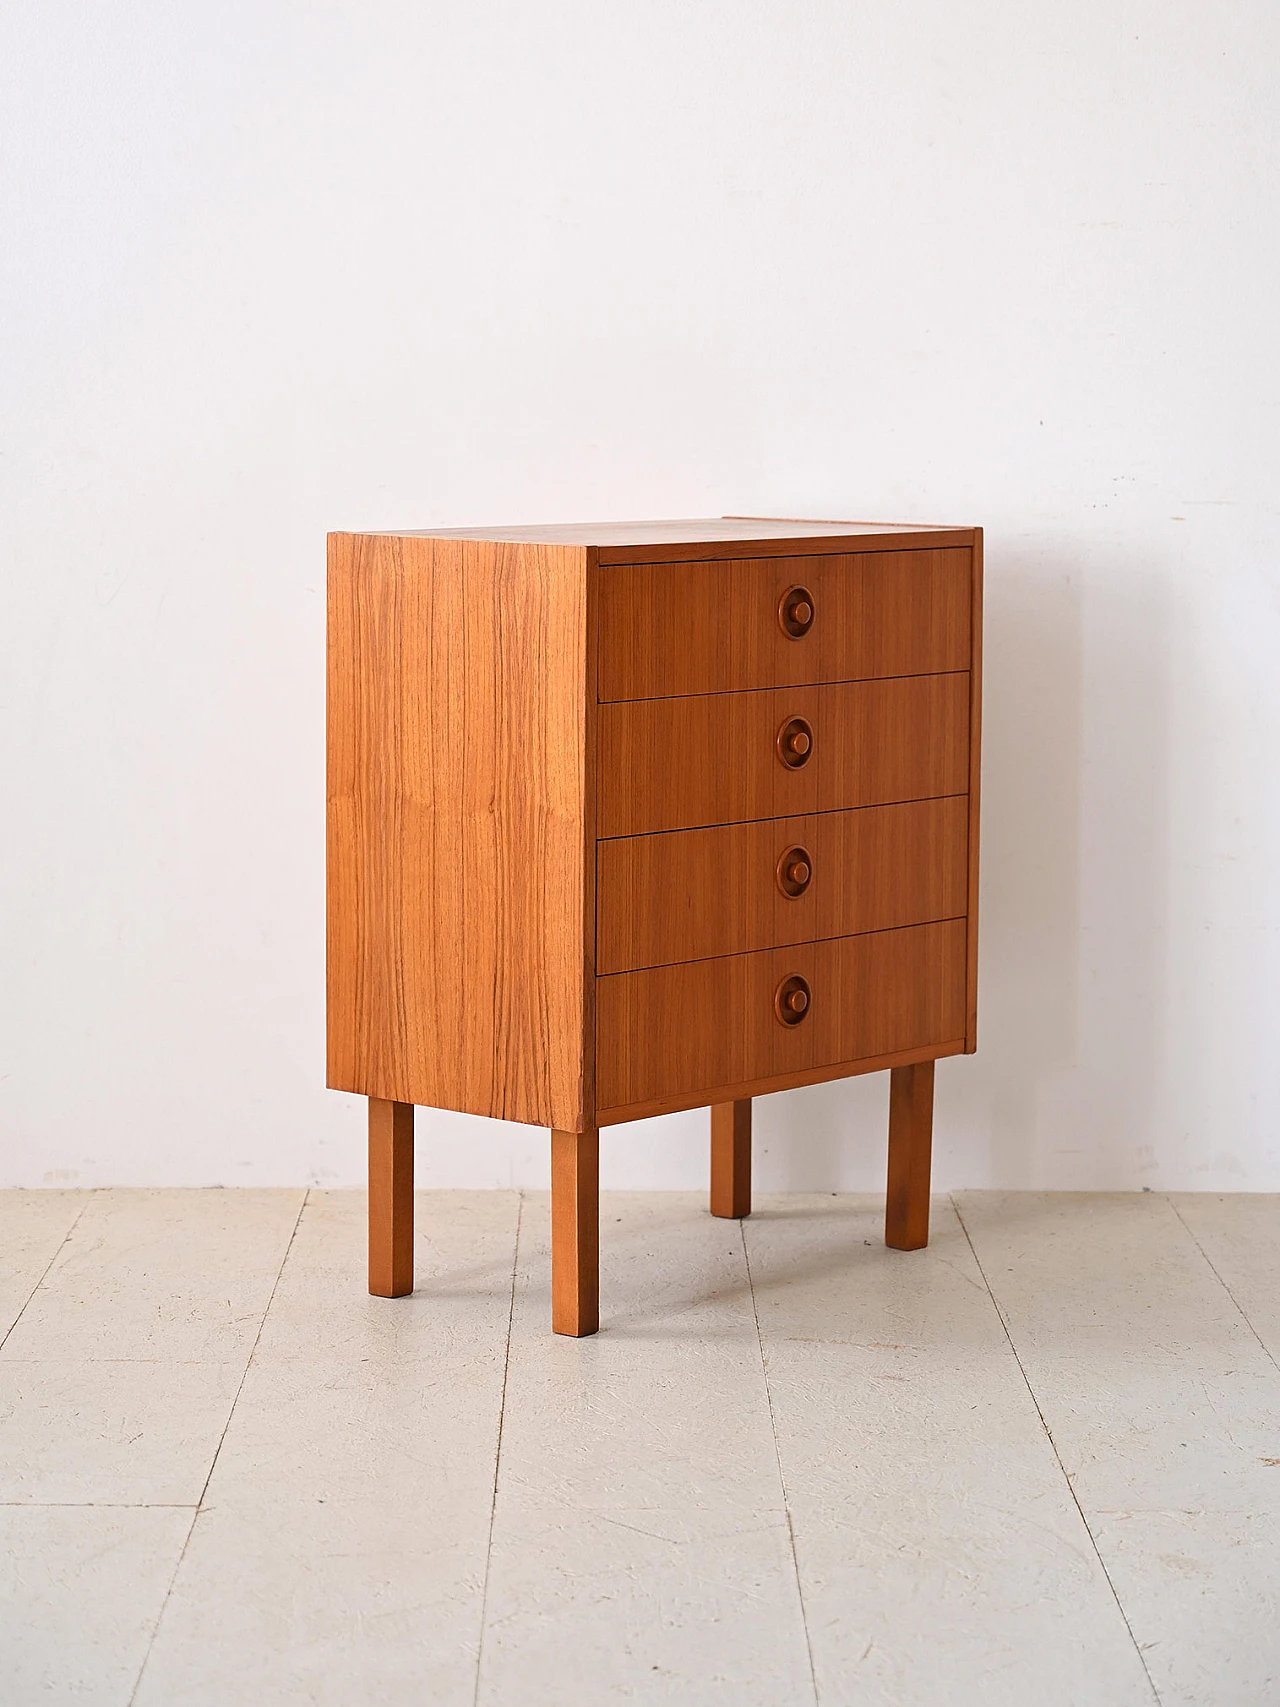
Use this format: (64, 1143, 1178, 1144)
(1166, 1195, 1280, 1380)
(125, 1188, 310, 1707)
(0, 1190, 96, 1356)
(740, 1218, 820, 1707)
(472, 1191, 523, 1707)
(949, 1193, 1163, 1706)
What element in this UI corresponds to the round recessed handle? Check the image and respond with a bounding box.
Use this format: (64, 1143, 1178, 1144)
(775, 973, 812, 1026)
(776, 845, 812, 898)
(778, 586, 815, 639)
(776, 716, 813, 769)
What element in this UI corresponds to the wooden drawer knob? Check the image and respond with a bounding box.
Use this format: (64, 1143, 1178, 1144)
(777, 716, 813, 769)
(775, 973, 811, 1026)
(778, 586, 815, 638)
(776, 846, 812, 898)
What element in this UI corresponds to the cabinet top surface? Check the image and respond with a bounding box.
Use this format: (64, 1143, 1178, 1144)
(350, 517, 977, 555)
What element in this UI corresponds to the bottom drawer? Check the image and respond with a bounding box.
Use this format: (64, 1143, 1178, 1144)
(595, 919, 966, 1119)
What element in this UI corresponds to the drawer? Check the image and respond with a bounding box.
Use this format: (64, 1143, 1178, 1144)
(596, 672, 969, 838)
(597, 795, 968, 974)
(596, 919, 967, 1117)
(597, 548, 972, 701)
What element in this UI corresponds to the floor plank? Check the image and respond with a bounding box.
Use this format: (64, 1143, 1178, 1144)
(2, 1189, 306, 1362)
(1169, 1193, 1280, 1366)
(1091, 1509, 1280, 1707)
(746, 1195, 1153, 1706)
(957, 1191, 1280, 1707)
(0, 1359, 244, 1505)
(0, 1189, 303, 1505)
(0, 1505, 192, 1707)
(133, 1191, 520, 1707)
(476, 1192, 814, 1707)
(0, 1190, 89, 1341)
(2, 1187, 1278, 1704)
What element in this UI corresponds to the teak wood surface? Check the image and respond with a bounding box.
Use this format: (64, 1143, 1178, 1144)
(551, 1128, 599, 1336)
(710, 1100, 752, 1219)
(597, 1040, 963, 1128)
(381, 517, 977, 564)
(328, 518, 982, 1332)
(368, 1098, 414, 1297)
(597, 795, 968, 974)
(597, 673, 970, 839)
(885, 1060, 936, 1250)
(595, 918, 966, 1118)
(327, 532, 595, 1131)
(598, 548, 971, 701)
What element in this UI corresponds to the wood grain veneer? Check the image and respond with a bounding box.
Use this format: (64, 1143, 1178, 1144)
(597, 795, 968, 974)
(327, 517, 982, 1333)
(597, 1039, 965, 1127)
(552, 1127, 599, 1336)
(368, 1098, 414, 1297)
(885, 1060, 935, 1250)
(327, 531, 594, 1131)
(710, 1100, 752, 1219)
(595, 919, 966, 1115)
(598, 549, 971, 701)
(377, 517, 978, 565)
(597, 673, 969, 838)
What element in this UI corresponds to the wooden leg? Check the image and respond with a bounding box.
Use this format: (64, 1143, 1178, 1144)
(710, 1099, 752, 1218)
(551, 1127, 599, 1336)
(369, 1097, 414, 1297)
(885, 1061, 935, 1250)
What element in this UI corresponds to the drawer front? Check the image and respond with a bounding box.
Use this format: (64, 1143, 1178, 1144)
(597, 795, 968, 974)
(598, 549, 972, 701)
(597, 672, 969, 838)
(596, 919, 966, 1116)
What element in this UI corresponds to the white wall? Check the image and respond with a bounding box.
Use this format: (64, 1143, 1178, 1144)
(3, 2, 1278, 1190)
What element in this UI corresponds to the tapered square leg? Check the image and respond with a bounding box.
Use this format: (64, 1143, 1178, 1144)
(885, 1060, 935, 1250)
(552, 1127, 599, 1336)
(710, 1099, 752, 1218)
(369, 1097, 414, 1297)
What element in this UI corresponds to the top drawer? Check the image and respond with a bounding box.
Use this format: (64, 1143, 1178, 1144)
(597, 548, 972, 701)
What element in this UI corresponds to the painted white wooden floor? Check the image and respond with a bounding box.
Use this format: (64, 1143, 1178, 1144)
(1, 1190, 1277, 1705)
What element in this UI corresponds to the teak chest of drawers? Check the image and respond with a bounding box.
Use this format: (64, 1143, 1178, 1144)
(327, 517, 982, 1335)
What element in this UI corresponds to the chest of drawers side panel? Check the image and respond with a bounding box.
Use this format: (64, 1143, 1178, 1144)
(326, 532, 593, 1129)
(965, 530, 983, 1051)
